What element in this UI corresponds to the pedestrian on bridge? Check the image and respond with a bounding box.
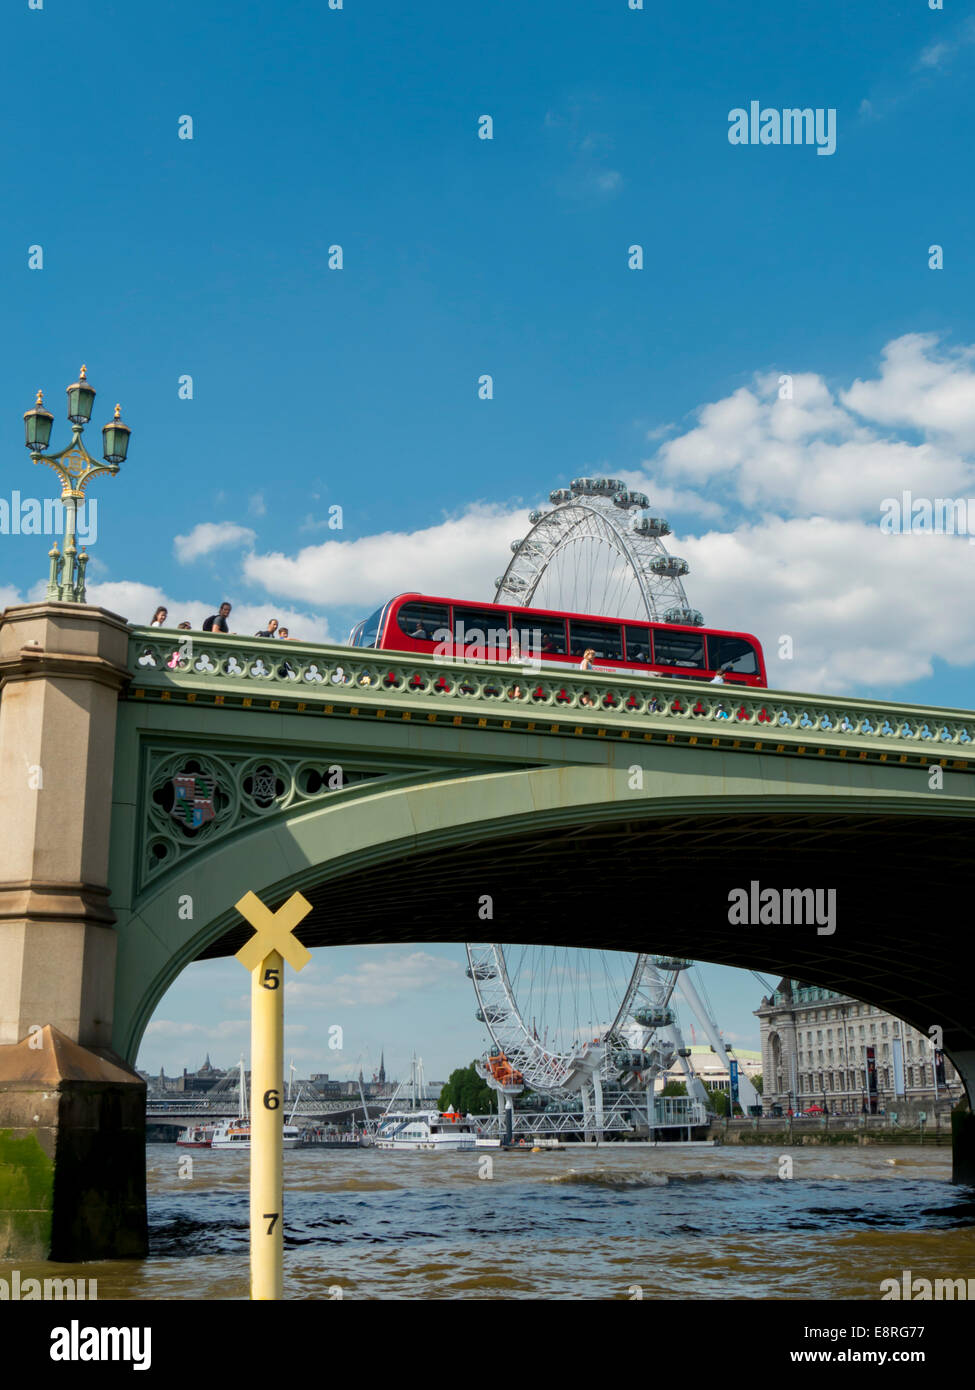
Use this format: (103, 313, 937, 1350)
(202, 602, 232, 633)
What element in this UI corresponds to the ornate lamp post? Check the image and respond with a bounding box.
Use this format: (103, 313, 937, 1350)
(23, 365, 131, 602)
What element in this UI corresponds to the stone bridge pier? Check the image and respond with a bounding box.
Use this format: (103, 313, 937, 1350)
(0, 603, 146, 1260)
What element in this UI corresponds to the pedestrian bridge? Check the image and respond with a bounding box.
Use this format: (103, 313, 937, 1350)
(2, 601, 975, 1260)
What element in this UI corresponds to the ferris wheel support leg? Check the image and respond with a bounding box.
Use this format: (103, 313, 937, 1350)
(581, 1088, 592, 1143)
(677, 975, 760, 1112)
(592, 1072, 604, 1143)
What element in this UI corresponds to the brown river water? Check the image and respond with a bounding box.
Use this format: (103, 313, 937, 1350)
(5, 1142, 974, 1300)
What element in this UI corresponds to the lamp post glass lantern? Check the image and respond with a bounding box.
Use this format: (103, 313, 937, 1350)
(23, 364, 131, 603)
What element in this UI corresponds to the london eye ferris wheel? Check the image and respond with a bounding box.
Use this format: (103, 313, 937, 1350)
(493, 475, 703, 626)
(468, 477, 752, 1124)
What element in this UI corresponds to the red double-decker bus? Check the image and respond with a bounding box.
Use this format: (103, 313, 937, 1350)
(348, 593, 767, 687)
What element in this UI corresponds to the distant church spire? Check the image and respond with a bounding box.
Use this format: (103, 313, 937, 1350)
(379, 1050, 386, 1084)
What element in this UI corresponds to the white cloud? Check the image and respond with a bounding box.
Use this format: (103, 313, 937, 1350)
(0, 584, 27, 612)
(174, 521, 256, 564)
(286, 950, 461, 1009)
(679, 516, 975, 693)
(918, 41, 952, 69)
(654, 342, 975, 519)
(841, 334, 975, 450)
(143, 1018, 249, 1039)
(596, 169, 622, 194)
(244, 503, 532, 609)
(616, 470, 727, 523)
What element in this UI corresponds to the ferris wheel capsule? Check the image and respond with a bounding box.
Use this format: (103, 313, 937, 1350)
(633, 515, 671, 538)
(664, 605, 704, 626)
(649, 554, 689, 578)
(466, 962, 497, 980)
(475, 1005, 509, 1024)
(549, 488, 572, 504)
(633, 1005, 675, 1029)
(613, 489, 649, 510)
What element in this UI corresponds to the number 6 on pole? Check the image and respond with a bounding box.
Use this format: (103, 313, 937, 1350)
(235, 890, 313, 1300)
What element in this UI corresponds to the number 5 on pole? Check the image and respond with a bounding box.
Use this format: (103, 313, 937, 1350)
(235, 890, 312, 1300)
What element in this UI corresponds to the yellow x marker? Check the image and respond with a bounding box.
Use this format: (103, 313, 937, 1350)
(235, 890, 313, 973)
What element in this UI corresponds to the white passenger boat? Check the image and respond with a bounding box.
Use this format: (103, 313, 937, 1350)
(176, 1123, 215, 1148)
(209, 1056, 302, 1150)
(374, 1106, 478, 1152)
(210, 1118, 302, 1150)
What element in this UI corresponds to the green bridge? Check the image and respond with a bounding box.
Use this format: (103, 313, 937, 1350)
(2, 600, 974, 1259)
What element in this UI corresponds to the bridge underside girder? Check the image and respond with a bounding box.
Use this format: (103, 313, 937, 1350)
(195, 809, 974, 1056)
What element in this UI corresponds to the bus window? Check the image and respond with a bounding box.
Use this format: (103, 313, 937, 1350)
(708, 635, 759, 675)
(353, 605, 388, 648)
(452, 606, 510, 658)
(515, 616, 567, 657)
(567, 620, 624, 661)
(653, 630, 706, 668)
(624, 626, 652, 663)
(397, 601, 450, 643)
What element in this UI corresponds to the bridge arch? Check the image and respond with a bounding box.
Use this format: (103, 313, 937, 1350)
(112, 756, 975, 1106)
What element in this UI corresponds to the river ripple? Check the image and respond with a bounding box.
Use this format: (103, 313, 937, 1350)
(6, 1143, 973, 1300)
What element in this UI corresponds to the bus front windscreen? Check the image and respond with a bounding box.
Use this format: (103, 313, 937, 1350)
(353, 604, 387, 648)
(708, 635, 759, 675)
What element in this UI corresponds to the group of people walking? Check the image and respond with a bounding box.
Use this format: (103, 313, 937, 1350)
(149, 605, 296, 641)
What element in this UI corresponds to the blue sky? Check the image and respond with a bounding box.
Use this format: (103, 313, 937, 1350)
(3, 2, 973, 1077)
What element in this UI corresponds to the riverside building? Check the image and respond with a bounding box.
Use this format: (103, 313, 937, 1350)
(755, 979, 960, 1115)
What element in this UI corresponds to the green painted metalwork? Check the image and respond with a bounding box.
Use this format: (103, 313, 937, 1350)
(140, 745, 393, 890)
(128, 627, 975, 771)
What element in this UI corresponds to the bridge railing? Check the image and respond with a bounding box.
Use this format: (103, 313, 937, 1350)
(127, 628, 975, 764)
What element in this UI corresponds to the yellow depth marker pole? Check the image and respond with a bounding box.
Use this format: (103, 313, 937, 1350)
(235, 890, 313, 1301)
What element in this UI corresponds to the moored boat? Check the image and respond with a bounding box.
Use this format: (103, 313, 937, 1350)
(176, 1123, 215, 1147)
(210, 1118, 302, 1150)
(208, 1056, 303, 1150)
(374, 1106, 478, 1152)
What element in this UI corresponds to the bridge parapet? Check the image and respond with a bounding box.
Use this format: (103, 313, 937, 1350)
(128, 628, 975, 773)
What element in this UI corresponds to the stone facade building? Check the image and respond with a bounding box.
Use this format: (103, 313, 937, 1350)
(755, 979, 960, 1115)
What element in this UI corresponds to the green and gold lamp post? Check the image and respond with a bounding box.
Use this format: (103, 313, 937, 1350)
(23, 365, 131, 602)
